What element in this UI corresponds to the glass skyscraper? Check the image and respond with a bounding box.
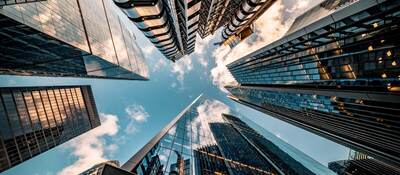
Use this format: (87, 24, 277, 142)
(113, 0, 202, 61)
(80, 160, 134, 175)
(226, 0, 400, 168)
(0, 85, 100, 172)
(0, 0, 148, 80)
(118, 96, 335, 175)
(328, 150, 400, 175)
(114, 0, 276, 61)
(0, 0, 44, 6)
(197, 0, 276, 48)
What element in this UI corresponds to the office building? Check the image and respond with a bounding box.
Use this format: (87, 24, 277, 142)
(219, 0, 275, 48)
(0, 0, 44, 6)
(80, 160, 134, 175)
(328, 151, 400, 175)
(0, 0, 148, 80)
(113, 0, 202, 61)
(119, 96, 335, 175)
(226, 0, 400, 168)
(0, 85, 100, 172)
(114, 0, 276, 61)
(197, 0, 276, 48)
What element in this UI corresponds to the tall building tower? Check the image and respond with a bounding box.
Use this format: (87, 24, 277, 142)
(328, 150, 400, 175)
(114, 0, 276, 61)
(0, 0, 44, 6)
(113, 0, 202, 61)
(80, 160, 134, 175)
(118, 96, 335, 175)
(0, 85, 100, 173)
(226, 0, 400, 168)
(197, 0, 276, 48)
(0, 0, 148, 80)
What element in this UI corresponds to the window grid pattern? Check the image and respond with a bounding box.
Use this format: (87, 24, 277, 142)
(227, 85, 400, 167)
(0, 0, 148, 80)
(129, 98, 333, 175)
(0, 86, 100, 172)
(131, 99, 278, 175)
(228, 0, 400, 89)
(0, 0, 45, 6)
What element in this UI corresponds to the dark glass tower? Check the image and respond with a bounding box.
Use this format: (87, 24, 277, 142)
(0, 85, 100, 172)
(226, 0, 400, 168)
(0, 0, 148, 80)
(80, 160, 134, 175)
(119, 96, 335, 175)
(328, 150, 400, 175)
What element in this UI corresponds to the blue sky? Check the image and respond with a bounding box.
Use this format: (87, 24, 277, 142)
(0, 0, 350, 174)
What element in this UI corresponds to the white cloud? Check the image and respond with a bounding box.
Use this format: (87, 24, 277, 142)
(153, 59, 167, 72)
(194, 100, 230, 146)
(142, 45, 156, 56)
(170, 55, 193, 87)
(196, 100, 230, 124)
(194, 35, 213, 68)
(125, 122, 138, 134)
(197, 56, 208, 68)
(209, 0, 320, 92)
(170, 82, 177, 88)
(58, 113, 119, 175)
(125, 104, 149, 123)
(124, 104, 150, 134)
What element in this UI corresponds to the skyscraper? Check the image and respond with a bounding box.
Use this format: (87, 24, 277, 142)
(114, 0, 276, 61)
(0, 85, 100, 172)
(113, 0, 202, 61)
(226, 0, 400, 168)
(80, 160, 134, 175)
(0, 0, 44, 6)
(118, 95, 335, 175)
(198, 0, 276, 48)
(328, 150, 400, 175)
(0, 0, 148, 80)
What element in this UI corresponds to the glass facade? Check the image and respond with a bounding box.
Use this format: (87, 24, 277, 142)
(197, 0, 229, 38)
(197, 0, 275, 48)
(0, 85, 100, 173)
(79, 160, 135, 175)
(120, 96, 334, 175)
(0, 0, 148, 80)
(328, 158, 400, 175)
(114, 0, 201, 61)
(0, 0, 45, 6)
(220, 0, 275, 48)
(228, 0, 400, 89)
(226, 0, 400, 168)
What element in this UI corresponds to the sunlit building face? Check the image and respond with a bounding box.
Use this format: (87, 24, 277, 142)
(0, 86, 100, 173)
(226, 0, 400, 168)
(0, 0, 148, 80)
